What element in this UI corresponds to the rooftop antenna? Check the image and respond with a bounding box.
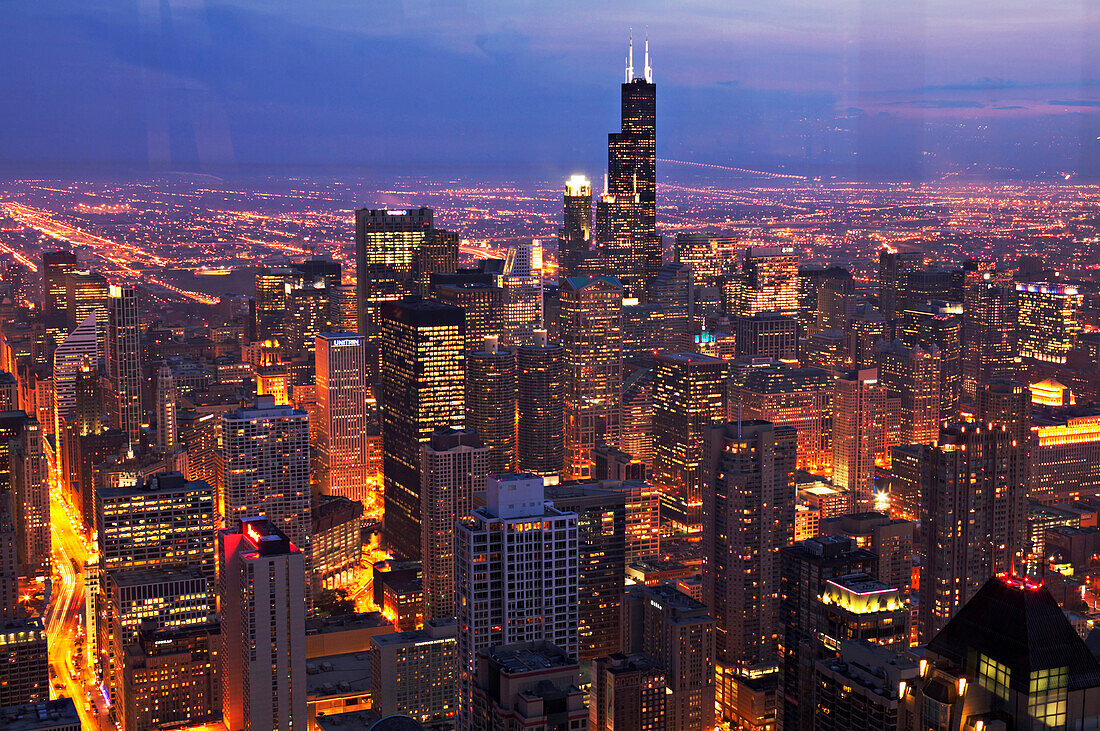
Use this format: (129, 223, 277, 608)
(626, 28, 634, 82)
(644, 27, 652, 82)
(603, 172, 608, 196)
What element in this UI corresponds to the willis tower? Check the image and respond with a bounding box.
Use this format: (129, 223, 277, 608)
(596, 32, 659, 298)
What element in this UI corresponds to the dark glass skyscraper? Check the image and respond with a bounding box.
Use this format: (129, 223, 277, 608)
(596, 35, 659, 296)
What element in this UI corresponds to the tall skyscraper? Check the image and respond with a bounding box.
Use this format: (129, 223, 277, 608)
(561, 275, 623, 479)
(64, 269, 109, 359)
(589, 654, 667, 731)
(104, 285, 141, 443)
(918, 422, 1027, 641)
(455, 474, 578, 728)
(254, 267, 296, 342)
(355, 207, 459, 334)
(734, 246, 799, 318)
(1016, 281, 1082, 364)
(328, 282, 358, 332)
(380, 299, 465, 560)
(154, 364, 178, 449)
(832, 369, 884, 509)
(41, 250, 78, 324)
(498, 240, 544, 346)
(315, 333, 370, 504)
(52, 312, 98, 440)
(465, 336, 517, 475)
(217, 396, 311, 552)
(219, 518, 306, 731)
(516, 331, 564, 477)
(0, 616, 48, 706)
(420, 428, 489, 622)
(976, 377, 1031, 443)
(559, 175, 593, 278)
(799, 264, 854, 335)
(652, 353, 727, 532)
(702, 420, 796, 700)
(962, 262, 1016, 400)
(649, 262, 694, 352)
(596, 34, 659, 295)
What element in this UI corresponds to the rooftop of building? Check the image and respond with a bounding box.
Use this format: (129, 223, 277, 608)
(107, 565, 207, 588)
(654, 351, 725, 365)
(306, 651, 373, 698)
(306, 611, 392, 636)
(225, 394, 307, 419)
(928, 575, 1100, 692)
(97, 470, 211, 500)
(0, 616, 45, 634)
(315, 710, 426, 730)
(370, 619, 457, 648)
(643, 582, 710, 613)
(486, 640, 576, 674)
(0, 699, 80, 730)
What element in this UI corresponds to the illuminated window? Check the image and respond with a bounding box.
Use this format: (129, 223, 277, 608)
(978, 654, 1011, 701)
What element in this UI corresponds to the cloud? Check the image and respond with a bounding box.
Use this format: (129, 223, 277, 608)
(885, 100, 986, 109)
(1049, 100, 1100, 107)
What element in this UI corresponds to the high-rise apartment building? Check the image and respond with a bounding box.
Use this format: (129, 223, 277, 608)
(621, 583, 717, 731)
(729, 361, 834, 472)
(455, 474, 578, 728)
(217, 396, 311, 552)
(380, 299, 465, 560)
(897, 302, 962, 421)
(283, 283, 328, 358)
(777, 536, 881, 731)
(516, 331, 564, 477)
(105, 285, 141, 442)
(118, 623, 221, 731)
(420, 428, 489, 621)
(876, 339, 941, 447)
(355, 207, 459, 331)
(1016, 281, 1082, 364)
(918, 422, 1027, 641)
(559, 175, 594, 278)
(546, 483, 628, 661)
(42, 250, 78, 325)
(819, 511, 915, 597)
(370, 619, 458, 727)
(799, 265, 854, 335)
(11, 418, 48, 577)
(0, 617, 49, 706)
(561, 275, 623, 479)
(433, 281, 502, 353)
(976, 377, 1031, 443)
(877, 248, 923, 322)
(652, 353, 727, 531)
(470, 641, 589, 731)
(315, 333, 370, 503)
(219, 518, 306, 731)
(589, 654, 666, 731)
(832, 369, 883, 509)
(328, 282, 358, 332)
(1029, 412, 1100, 503)
(465, 336, 516, 475)
(702, 420, 796, 699)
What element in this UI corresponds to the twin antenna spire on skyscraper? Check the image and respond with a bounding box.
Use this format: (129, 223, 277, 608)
(626, 28, 653, 84)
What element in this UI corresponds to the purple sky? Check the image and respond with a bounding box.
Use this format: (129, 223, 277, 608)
(3, 0, 1099, 180)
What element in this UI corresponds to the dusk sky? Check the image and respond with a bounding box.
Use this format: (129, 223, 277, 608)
(4, 0, 1099, 180)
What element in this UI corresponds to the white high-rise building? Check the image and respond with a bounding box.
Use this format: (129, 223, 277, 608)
(52, 311, 98, 438)
(219, 518, 306, 731)
(105, 285, 142, 443)
(455, 473, 578, 729)
(315, 333, 370, 503)
(420, 428, 490, 621)
(217, 395, 310, 551)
